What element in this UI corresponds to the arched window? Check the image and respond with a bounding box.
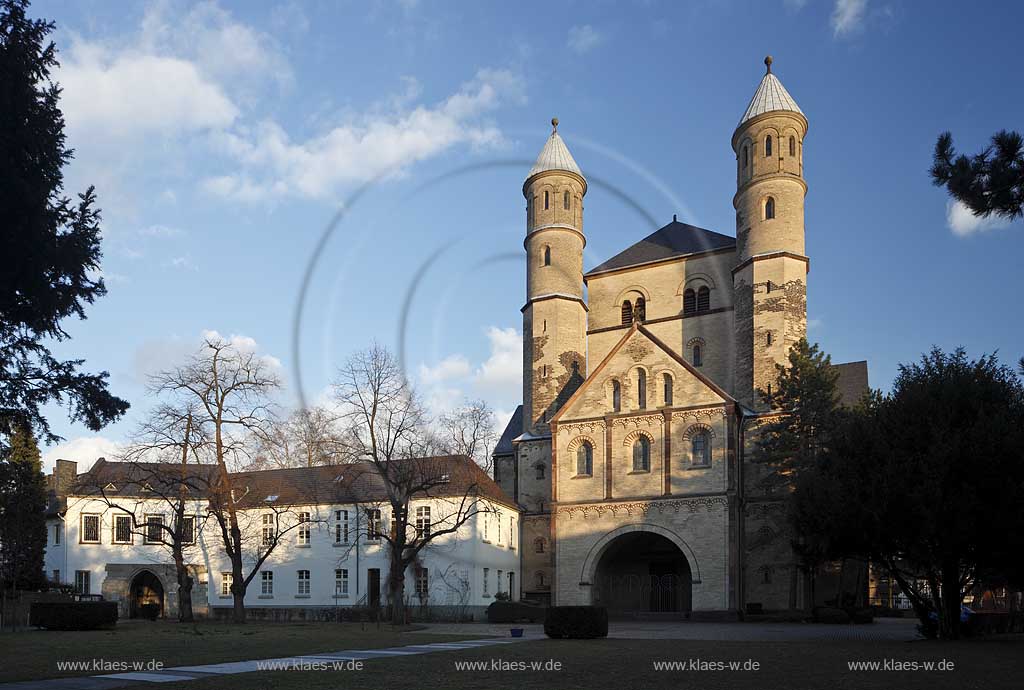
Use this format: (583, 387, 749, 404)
(632, 436, 650, 472)
(543, 245, 551, 266)
(563, 190, 570, 210)
(544, 190, 549, 210)
(535, 571, 546, 589)
(683, 289, 696, 315)
(691, 432, 710, 466)
(621, 300, 633, 325)
(789, 136, 796, 157)
(576, 442, 593, 476)
(634, 296, 646, 322)
(637, 369, 647, 409)
(693, 344, 703, 367)
(765, 135, 772, 157)
(765, 197, 775, 220)
(612, 380, 621, 412)
(697, 286, 710, 312)
(534, 537, 545, 554)
(742, 145, 748, 169)
(535, 463, 545, 480)
(663, 373, 673, 406)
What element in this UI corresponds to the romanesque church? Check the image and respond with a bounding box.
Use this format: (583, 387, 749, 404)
(493, 57, 868, 617)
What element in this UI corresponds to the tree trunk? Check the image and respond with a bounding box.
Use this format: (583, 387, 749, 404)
(231, 551, 246, 624)
(173, 546, 194, 623)
(940, 560, 962, 640)
(389, 547, 407, 625)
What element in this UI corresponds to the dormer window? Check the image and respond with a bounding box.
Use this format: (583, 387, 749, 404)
(264, 494, 278, 502)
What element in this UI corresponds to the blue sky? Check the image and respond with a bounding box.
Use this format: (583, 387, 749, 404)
(35, 0, 1024, 469)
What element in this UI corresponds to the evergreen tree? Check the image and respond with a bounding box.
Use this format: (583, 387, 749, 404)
(932, 130, 1024, 221)
(0, 0, 128, 449)
(0, 424, 48, 591)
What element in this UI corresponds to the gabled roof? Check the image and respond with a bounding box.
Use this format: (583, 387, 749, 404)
(493, 405, 523, 456)
(738, 59, 804, 126)
(526, 122, 583, 180)
(586, 218, 735, 277)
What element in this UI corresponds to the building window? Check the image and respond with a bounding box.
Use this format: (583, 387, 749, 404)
(542, 245, 551, 266)
(366, 509, 382, 541)
(621, 300, 633, 325)
(53, 524, 61, 545)
(634, 296, 646, 322)
(766, 332, 773, 346)
(535, 463, 545, 480)
(762, 567, 773, 585)
(416, 506, 431, 539)
(563, 190, 570, 210)
(576, 442, 593, 476)
(697, 286, 710, 312)
(81, 514, 100, 543)
(75, 570, 91, 595)
(535, 571, 546, 589)
(535, 537, 546, 554)
(297, 512, 311, 546)
(632, 436, 651, 472)
(663, 374, 673, 405)
(221, 572, 233, 597)
(483, 568, 490, 596)
(113, 514, 132, 544)
(766, 280, 773, 294)
(692, 433, 711, 466)
(335, 509, 349, 544)
(637, 369, 647, 409)
(765, 196, 775, 220)
(544, 190, 549, 210)
(335, 569, 349, 596)
(416, 568, 429, 599)
(612, 380, 621, 412)
(789, 136, 796, 157)
(742, 145, 748, 169)
(52, 569, 60, 584)
(179, 515, 195, 544)
(693, 344, 703, 368)
(261, 514, 276, 545)
(683, 289, 696, 315)
(765, 135, 773, 157)
(297, 570, 310, 595)
(144, 514, 164, 544)
(261, 571, 273, 596)
(496, 569, 504, 595)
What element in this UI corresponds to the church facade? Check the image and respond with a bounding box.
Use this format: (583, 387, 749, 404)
(493, 57, 867, 617)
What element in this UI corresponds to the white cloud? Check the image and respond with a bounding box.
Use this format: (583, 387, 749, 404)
(473, 327, 522, 398)
(132, 330, 282, 384)
(567, 25, 605, 54)
(205, 68, 526, 201)
(785, 0, 808, 10)
(138, 224, 183, 238)
(946, 200, 1012, 237)
(42, 436, 123, 473)
(418, 355, 472, 385)
(168, 256, 198, 271)
(831, 0, 868, 37)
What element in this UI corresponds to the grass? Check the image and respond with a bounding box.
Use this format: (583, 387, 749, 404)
(0, 620, 489, 683)
(117, 635, 1024, 690)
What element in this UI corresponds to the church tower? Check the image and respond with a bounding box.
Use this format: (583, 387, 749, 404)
(732, 56, 809, 409)
(521, 118, 587, 436)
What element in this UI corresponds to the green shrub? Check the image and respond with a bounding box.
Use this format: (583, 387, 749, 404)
(487, 600, 545, 623)
(139, 603, 161, 621)
(812, 606, 850, 624)
(31, 601, 118, 630)
(848, 608, 874, 624)
(544, 606, 608, 639)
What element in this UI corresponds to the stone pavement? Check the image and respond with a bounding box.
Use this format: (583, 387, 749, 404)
(0, 633, 545, 690)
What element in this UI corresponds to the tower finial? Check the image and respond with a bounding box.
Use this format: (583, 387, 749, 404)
(551, 117, 559, 133)
(764, 55, 773, 74)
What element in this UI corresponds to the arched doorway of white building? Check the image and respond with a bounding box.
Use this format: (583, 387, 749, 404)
(129, 570, 164, 619)
(589, 529, 694, 617)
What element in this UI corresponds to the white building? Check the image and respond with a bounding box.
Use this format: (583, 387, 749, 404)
(44, 456, 520, 620)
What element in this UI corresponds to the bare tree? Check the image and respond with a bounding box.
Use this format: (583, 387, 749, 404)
(152, 335, 284, 623)
(333, 344, 497, 625)
(437, 399, 497, 471)
(252, 406, 348, 469)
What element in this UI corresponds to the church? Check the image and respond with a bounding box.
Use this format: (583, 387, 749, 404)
(493, 57, 868, 617)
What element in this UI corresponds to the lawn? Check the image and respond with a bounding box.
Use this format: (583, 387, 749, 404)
(121, 636, 1024, 690)
(0, 620, 488, 683)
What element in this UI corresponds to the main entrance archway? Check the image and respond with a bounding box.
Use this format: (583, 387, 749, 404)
(591, 531, 693, 616)
(129, 570, 164, 619)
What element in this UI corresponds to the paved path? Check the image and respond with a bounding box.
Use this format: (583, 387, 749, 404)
(0, 634, 544, 690)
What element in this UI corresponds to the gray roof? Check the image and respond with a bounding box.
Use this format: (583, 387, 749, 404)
(739, 70, 803, 126)
(832, 361, 869, 407)
(586, 218, 735, 276)
(493, 405, 523, 456)
(526, 129, 582, 180)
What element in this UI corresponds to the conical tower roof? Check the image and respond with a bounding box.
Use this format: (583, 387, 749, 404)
(526, 118, 583, 180)
(738, 56, 804, 126)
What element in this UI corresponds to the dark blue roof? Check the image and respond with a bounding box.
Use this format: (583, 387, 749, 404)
(493, 405, 523, 456)
(586, 219, 735, 276)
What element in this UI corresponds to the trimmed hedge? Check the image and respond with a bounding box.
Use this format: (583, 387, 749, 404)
(487, 600, 546, 623)
(140, 603, 161, 621)
(30, 601, 118, 630)
(544, 606, 608, 639)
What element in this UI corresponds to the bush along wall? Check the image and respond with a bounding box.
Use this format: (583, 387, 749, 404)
(543, 606, 608, 639)
(30, 601, 118, 630)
